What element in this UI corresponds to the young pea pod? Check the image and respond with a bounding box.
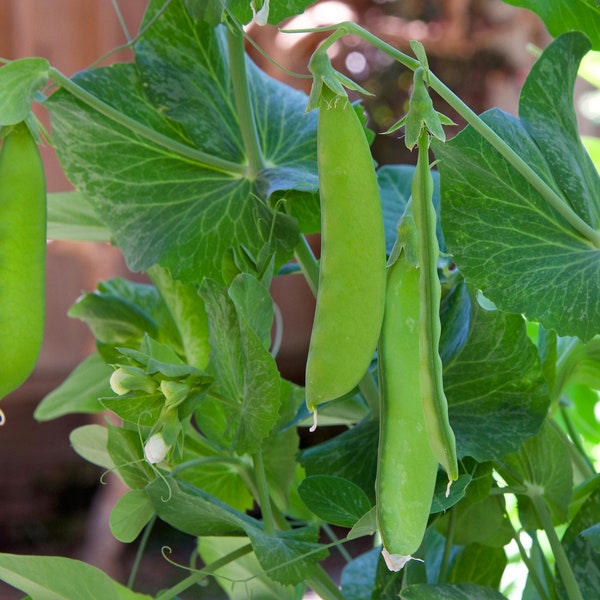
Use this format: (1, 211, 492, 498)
(413, 126, 458, 484)
(305, 87, 386, 414)
(0, 122, 47, 402)
(376, 215, 438, 561)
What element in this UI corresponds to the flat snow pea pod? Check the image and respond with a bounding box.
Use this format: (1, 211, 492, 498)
(305, 87, 386, 415)
(0, 122, 46, 402)
(413, 127, 458, 483)
(376, 233, 438, 562)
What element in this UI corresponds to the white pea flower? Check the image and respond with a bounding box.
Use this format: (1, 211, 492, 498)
(144, 432, 170, 464)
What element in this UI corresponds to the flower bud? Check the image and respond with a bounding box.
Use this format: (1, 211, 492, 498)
(109, 366, 157, 396)
(160, 380, 190, 408)
(144, 432, 170, 464)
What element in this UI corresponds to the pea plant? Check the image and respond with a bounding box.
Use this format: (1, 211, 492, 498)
(1, 0, 599, 598)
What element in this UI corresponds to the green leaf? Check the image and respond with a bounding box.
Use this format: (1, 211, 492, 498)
(434, 34, 600, 341)
(147, 477, 327, 585)
(558, 485, 600, 597)
(447, 544, 507, 589)
(442, 283, 550, 461)
(430, 473, 471, 514)
(107, 424, 155, 489)
(299, 419, 379, 504)
(47, 191, 111, 242)
(298, 475, 372, 528)
(503, 0, 600, 50)
(47, 1, 315, 283)
(340, 547, 382, 600)
(197, 537, 296, 600)
(109, 489, 155, 543)
(0, 58, 50, 125)
(436, 495, 512, 548)
(69, 424, 114, 470)
(34, 353, 112, 420)
(200, 278, 282, 455)
(400, 583, 508, 599)
(520, 32, 599, 228)
(0, 553, 151, 600)
(496, 419, 573, 525)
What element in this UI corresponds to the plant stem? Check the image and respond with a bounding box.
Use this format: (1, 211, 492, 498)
(505, 512, 550, 600)
(322, 523, 353, 563)
(438, 505, 457, 583)
(529, 488, 583, 600)
(252, 450, 276, 536)
(226, 23, 265, 177)
(127, 514, 157, 589)
(293, 22, 600, 248)
(48, 68, 247, 176)
(155, 543, 253, 600)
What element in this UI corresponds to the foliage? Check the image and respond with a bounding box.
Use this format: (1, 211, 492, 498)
(0, 0, 599, 599)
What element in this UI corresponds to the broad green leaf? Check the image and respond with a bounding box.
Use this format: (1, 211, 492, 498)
(400, 583, 508, 599)
(340, 547, 382, 600)
(0, 553, 151, 600)
(147, 477, 327, 585)
(520, 33, 600, 228)
(430, 473, 471, 514)
(146, 476, 251, 536)
(436, 495, 512, 548)
(34, 353, 112, 420)
(178, 429, 254, 512)
(68, 278, 181, 351)
(107, 424, 155, 489)
(109, 489, 155, 543)
(69, 424, 113, 470)
(447, 544, 507, 589)
(496, 419, 573, 525)
(297, 475, 372, 528)
(228, 273, 274, 350)
(442, 283, 550, 461)
(558, 486, 600, 597)
(200, 278, 282, 455)
(47, 191, 110, 242)
(197, 537, 295, 600)
(299, 419, 379, 504)
(0, 58, 50, 125)
(503, 0, 600, 50)
(434, 33, 600, 341)
(47, 0, 316, 284)
(147, 264, 210, 370)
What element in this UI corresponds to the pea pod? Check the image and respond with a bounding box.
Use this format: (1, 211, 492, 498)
(0, 122, 46, 402)
(376, 221, 438, 560)
(413, 126, 458, 484)
(305, 87, 386, 414)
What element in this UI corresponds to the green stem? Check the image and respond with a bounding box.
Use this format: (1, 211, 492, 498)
(529, 489, 583, 600)
(322, 523, 353, 563)
(294, 22, 600, 248)
(127, 514, 157, 589)
(48, 67, 246, 176)
(226, 23, 265, 177)
(155, 543, 253, 600)
(293, 233, 380, 413)
(253, 450, 276, 536)
(505, 509, 550, 600)
(426, 72, 600, 249)
(438, 506, 457, 583)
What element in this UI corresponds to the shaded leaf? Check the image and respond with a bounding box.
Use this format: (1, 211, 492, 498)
(400, 582, 508, 599)
(47, 191, 110, 242)
(0, 58, 49, 125)
(109, 489, 155, 543)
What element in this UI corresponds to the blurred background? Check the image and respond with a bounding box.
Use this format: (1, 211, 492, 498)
(0, 1, 597, 598)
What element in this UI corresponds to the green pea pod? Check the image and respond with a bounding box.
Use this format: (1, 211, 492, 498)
(305, 87, 386, 415)
(376, 241, 438, 560)
(413, 127, 458, 483)
(0, 122, 47, 403)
